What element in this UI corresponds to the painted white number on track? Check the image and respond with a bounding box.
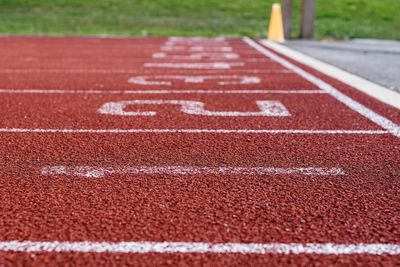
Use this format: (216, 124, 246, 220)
(128, 75, 260, 86)
(98, 100, 290, 117)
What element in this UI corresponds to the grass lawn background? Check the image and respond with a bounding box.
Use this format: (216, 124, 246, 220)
(0, 0, 399, 40)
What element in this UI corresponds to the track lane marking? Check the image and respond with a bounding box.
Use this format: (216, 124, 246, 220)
(0, 128, 388, 134)
(0, 241, 398, 255)
(0, 69, 292, 74)
(127, 75, 261, 86)
(0, 57, 272, 63)
(0, 89, 325, 94)
(144, 62, 244, 69)
(152, 52, 240, 60)
(160, 46, 233, 52)
(41, 166, 345, 178)
(97, 100, 291, 117)
(243, 37, 400, 138)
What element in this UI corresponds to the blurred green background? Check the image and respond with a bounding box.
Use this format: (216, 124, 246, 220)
(0, 0, 399, 39)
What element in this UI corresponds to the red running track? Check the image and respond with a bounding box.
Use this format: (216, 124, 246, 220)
(0, 36, 399, 266)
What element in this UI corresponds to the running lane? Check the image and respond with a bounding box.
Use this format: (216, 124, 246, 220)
(0, 37, 399, 266)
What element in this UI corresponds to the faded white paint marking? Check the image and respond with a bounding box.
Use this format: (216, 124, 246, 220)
(243, 37, 400, 138)
(0, 69, 290, 74)
(127, 75, 260, 86)
(0, 69, 153, 74)
(0, 128, 388, 135)
(168, 37, 226, 42)
(97, 100, 290, 117)
(160, 46, 233, 52)
(144, 62, 244, 69)
(152, 52, 166, 58)
(190, 46, 232, 52)
(152, 52, 239, 60)
(41, 166, 345, 178)
(164, 41, 229, 46)
(0, 241, 398, 255)
(0, 89, 325, 94)
(219, 76, 260, 85)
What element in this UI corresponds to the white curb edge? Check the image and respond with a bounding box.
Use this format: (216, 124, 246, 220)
(259, 39, 400, 110)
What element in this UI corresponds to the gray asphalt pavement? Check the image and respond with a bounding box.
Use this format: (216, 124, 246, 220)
(284, 39, 400, 93)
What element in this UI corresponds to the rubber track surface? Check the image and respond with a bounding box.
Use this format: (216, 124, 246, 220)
(0, 37, 399, 266)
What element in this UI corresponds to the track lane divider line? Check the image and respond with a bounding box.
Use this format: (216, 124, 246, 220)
(243, 37, 400, 138)
(0, 89, 326, 94)
(41, 166, 345, 178)
(0, 241, 398, 255)
(0, 128, 389, 134)
(0, 69, 293, 74)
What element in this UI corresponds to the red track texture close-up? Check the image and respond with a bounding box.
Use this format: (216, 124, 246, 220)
(0, 36, 399, 266)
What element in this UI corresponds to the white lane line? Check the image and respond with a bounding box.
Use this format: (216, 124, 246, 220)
(41, 166, 344, 178)
(152, 52, 240, 60)
(0, 57, 269, 64)
(0, 89, 326, 94)
(0, 128, 388, 134)
(164, 41, 230, 46)
(0, 69, 291, 74)
(0, 241, 398, 255)
(160, 46, 233, 52)
(243, 37, 400, 138)
(0, 69, 158, 74)
(144, 62, 244, 69)
(168, 36, 227, 42)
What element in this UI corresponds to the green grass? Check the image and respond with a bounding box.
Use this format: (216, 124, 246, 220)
(0, 0, 399, 40)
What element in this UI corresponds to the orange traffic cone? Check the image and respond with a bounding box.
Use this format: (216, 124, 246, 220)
(268, 3, 285, 42)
